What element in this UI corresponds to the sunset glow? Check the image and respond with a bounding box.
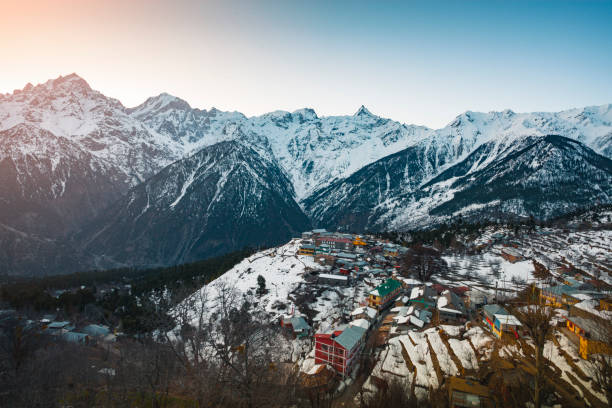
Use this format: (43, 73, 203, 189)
(2, 0, 612, 127)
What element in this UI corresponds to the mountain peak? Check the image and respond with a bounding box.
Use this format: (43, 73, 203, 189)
(354, 105, 374, 117)
(129, 92, 192, 116)
(52, 73, 92, 92)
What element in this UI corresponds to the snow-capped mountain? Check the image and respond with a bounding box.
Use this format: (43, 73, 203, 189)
(303, 135, 612, 231)
(1, 73, 611, 275)
(0, 74, 184, 184)
(78, 141, 310, 269)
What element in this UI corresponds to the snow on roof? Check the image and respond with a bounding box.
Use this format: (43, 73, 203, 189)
(409, 315, 424, 328)
(350, 318, 370, 330)
(410, 286, 423, 300)
(318, 273, 348, 281)
(494, 314, 522, 326)
(397, 277, 421, 286)
(350, 306, 377, 319)
(394, 315, 410, 325)
(573, 299, 612, 321)
(437, 296, 448, 309)
(439, 307, 463, 314)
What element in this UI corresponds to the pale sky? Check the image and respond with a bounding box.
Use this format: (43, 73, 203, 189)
(1, 0, 611, 128)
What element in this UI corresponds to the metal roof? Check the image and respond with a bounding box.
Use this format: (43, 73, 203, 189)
(370, 278, 401, 298)
(334, 325, 366, 351)
(82, 324, 111, 337)
(483, 304, 507, 316)
(47, 321, 70, 329)
(289, 316, 310, 332)
(494, 314, 522, 326)
(542, 284, 580, 296)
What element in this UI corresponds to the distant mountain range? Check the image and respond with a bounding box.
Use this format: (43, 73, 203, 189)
(1, 74, 611, 275)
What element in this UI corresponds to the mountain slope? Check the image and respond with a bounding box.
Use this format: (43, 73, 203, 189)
(79, 141, 311, 268)
(1, 73, 612, 275)
(304, 135, 612, 231)
(427, 135, 612, 219)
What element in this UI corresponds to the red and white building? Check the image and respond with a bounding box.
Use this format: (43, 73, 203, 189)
(314, 325, 367, 377)
(315, 236, 354, 251)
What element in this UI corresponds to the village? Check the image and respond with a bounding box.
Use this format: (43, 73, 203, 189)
(269, 227, 612, 407)
(0, 219, 610, 407)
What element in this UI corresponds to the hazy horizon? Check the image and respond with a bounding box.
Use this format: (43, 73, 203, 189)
(2, 0, 611, 128)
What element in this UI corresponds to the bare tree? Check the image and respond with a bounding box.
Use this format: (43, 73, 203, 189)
(512, 302, 555, 408)
(400, 245, 447, 283)
(590, 321, 612, 406)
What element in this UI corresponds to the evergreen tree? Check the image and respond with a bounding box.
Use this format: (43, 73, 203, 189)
(257, 275, 267, 295)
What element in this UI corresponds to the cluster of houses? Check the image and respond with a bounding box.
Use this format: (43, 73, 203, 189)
(540, 283, 611, 359)
(300, 275, 483, 378)
(41, 315, 117, 345)
(293, 228, 611, 382)
(0, 309, 118, 347)
(298, 229, 407, 285)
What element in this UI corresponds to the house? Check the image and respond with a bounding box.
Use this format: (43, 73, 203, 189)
(448, 377, 495, 408)
(353, 236, 367, 247)
(408, 285, 437, 309)
(397, 276, 421, 289)
(418, 309, 432, 324)
(540, 285, 582, 308)
(500, 248, 522, 263)
(465, 290, 494, 310)
(315, 244, 331, 254)
(482, 304, 506, 324)
(383, 245, 399, 257)
(45, 321, 71, 335)
(315, 236, 354, 251)
(61, 332, 90, 344)
(318, 273, 349, 286)
(336, 252, 358, 262)
(349, 318, 370, 330)
(301, 231, 313, 239)
(350, 306, 377, 322)
(565, 316, 611, 359)
(481, 304, 521, 338)
(281, 316, 311, 338)
(315, 254, 336, 266)
(492, 314, 522, 339)
(409, 315, 425, 328)
(368, 278, 402, 310)
(437, 290, 467, 321)
(298, 244, 315, 256)
(82, 324, 111, 338)
(314, 325, 367, 377)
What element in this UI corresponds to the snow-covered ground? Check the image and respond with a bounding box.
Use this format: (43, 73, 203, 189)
(180, 238, 386, 333)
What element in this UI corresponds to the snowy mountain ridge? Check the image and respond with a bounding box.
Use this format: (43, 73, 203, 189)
(1, 73, 611, 275)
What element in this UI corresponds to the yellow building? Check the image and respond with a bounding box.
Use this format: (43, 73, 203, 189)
(566, 316, 611, 359)
(353, 236, 367, 246)
(298, 245, 315, 256)
(540, 285, 580, 308)
(368, 279, 402, 310)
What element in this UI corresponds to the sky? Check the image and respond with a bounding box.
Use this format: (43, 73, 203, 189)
(1, 0, 611, 128)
